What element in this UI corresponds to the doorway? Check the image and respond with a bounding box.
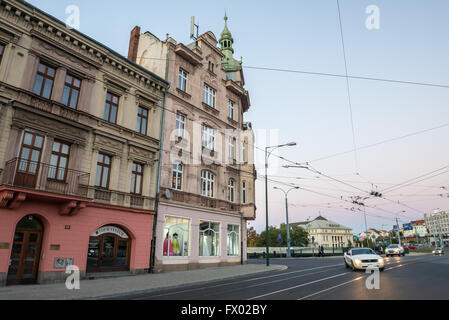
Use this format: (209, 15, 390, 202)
(86, 231, 130, 272)
(7, 215, 43, 285)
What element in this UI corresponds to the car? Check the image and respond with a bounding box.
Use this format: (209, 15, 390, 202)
(433, 247, 444, 255)
(385, 244, 405, 257)
(405, 245, 417, 250)
(344, 248, 385, 271)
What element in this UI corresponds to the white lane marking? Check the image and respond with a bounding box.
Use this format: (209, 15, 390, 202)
(296, 256, 433, 300)
(141, 263, 342, 298)
(246, 269, 342, 288)
(247, 272, 349, 300)
(297, 276, 364, 300)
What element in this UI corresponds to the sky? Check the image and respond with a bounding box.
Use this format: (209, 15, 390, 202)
(27, 0, 449, 234)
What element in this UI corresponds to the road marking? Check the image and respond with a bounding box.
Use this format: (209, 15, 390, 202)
(297, 276, 364, 300)
(247, 272, 349, 300)
(143, 263, 343, 298)
(246, 269, 342, 288)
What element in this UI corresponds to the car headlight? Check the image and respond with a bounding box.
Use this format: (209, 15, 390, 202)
(354, 259, 362, 266)
(378, 258, 384, 265)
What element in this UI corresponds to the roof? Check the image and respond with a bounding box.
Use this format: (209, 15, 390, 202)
(292, 216, 352, 230)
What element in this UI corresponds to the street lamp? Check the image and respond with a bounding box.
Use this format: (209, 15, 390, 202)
(265, 142, 296, 267)
(273, 186, 299, 258)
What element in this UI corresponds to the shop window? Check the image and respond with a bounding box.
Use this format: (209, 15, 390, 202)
(163, 216, 190, 257)
(227, 224, 240, 256)
(32, 62, 55, 99)
(199, 221, 220, 257)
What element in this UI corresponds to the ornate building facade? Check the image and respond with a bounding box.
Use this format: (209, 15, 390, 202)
(0, 0, 168, 285)
(128, 16, 257, 271)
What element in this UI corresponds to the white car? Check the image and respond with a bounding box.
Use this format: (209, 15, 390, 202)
(344, 248, 385, 271)
(385, 244, 405, 257)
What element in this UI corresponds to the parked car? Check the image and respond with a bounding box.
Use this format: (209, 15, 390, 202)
(385, 244, 405, 256)
(433, 247, 444, 255)
(405, 245, 417, 250)
(344, 248, 385, 271)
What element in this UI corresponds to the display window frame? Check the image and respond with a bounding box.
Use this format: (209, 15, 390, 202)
(199, 220, 221, 258)
(162, 215, 191, 259)
(227, 224, 240, 257)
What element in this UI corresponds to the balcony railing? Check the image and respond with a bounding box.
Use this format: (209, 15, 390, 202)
(1, 158, 90, 198)
(89, 187, 154, 210)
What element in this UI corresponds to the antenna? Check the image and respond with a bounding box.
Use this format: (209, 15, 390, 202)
(190, 16, 199, 40)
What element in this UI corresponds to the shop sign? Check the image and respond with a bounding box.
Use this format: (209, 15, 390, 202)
(91, 226, 128, 239)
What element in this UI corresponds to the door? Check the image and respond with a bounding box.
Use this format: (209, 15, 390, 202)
(87, 234, 130, 272)
(7, 216, 43, 285)
(15, 132, 44, 188)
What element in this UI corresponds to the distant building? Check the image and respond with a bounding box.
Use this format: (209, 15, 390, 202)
(291, 216, 353, 248)
(404, 220, 427, 239)
(425, 210, 449, 245)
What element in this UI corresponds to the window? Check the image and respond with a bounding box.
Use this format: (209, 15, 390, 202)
(136, 106, 149, 135)
(241, 140, 246, 163)
(228, 136, 235, 163)
(18, 132, 44, 175)
(172, 162, 183, 191)
(48, 141, 70, 181)
(178, 68, 187, 92)
(61, 74, 81, 109)
(32, 62, 55, 99)
(227, 225, 240, 256)
(163, 216, 190, 257)
(199, 221, 220, 256)
(242, 181, 247, 204)
(0, 44, 4, 64)
(202, 125, 215, 150)
(200, 170, 215, 198)
(208, 61, 214, 73)
(104, 92, 119, 123)
(203, 84, 216, 108)
(95, 153, 111, 189)
(130, 162, 143, 194)
(228, 100, 234, 119)
(228, 179, 235, 203)
(176, 113, 185, 138)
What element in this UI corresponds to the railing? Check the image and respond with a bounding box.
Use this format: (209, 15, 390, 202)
(162, 187, 239, 212)
(90, 187, 154, 210)
(1, 158, 90, 198)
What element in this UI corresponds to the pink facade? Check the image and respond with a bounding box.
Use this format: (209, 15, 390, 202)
(0, 200, 153, 285)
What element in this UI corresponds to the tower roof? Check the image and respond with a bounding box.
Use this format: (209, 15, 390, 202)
(219, 13, 242, 72)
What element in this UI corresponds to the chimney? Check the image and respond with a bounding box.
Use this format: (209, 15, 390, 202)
(128, 26, 141, 63)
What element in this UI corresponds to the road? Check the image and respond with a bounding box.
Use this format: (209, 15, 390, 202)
(107, 254, 449, 300)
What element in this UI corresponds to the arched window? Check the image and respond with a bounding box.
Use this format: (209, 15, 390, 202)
(200, 170, 215, 198)
(228, 179, 235, 203)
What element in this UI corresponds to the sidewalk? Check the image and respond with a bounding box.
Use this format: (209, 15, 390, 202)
(0, 264, 287, 300)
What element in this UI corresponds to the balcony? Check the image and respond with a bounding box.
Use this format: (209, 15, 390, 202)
(89, 187, 155, 211)
(161, 187, 239, 212)
(0, 158, 91, 214)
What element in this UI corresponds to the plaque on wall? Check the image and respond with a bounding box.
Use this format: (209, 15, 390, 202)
(54, 258, 66, 269)
(0, 243, 9, 249)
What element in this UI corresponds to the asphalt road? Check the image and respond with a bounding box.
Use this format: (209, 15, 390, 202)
(107, 254, 449, 300)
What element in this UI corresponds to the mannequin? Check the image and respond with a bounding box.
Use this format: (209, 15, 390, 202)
(172, 233, 180, 256)
(163, 232, 173, 256)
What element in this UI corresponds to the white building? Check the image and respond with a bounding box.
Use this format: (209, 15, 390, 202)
(291, 216, 353, 248)
(424, 210, 449, 245)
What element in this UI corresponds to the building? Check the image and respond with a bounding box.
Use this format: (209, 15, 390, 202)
(0, 0, 168, 286)
(128, 15, 256, 271)
(425, 210, 449, 246)
(404, 220, 427, 239)
(291, 216, 353, 248)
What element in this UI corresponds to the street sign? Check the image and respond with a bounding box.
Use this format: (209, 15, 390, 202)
(277, 234, 282, 244)
(403, 223, 413, 231)
(393, 225, 399, 232)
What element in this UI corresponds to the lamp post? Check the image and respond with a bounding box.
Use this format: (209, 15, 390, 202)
(265, 142, 296, 267)
(273, 186, 299, 258)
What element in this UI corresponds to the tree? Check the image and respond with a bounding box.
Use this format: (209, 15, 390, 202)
(247, 227, 259, 247)
(255, 224, 309, 247)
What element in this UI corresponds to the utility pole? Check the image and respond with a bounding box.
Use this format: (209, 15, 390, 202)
(396, 217, 402, 247)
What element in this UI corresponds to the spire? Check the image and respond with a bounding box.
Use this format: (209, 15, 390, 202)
(219, 13, 242, 72)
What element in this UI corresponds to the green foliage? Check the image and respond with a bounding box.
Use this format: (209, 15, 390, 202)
(254, 224, 309, 247)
